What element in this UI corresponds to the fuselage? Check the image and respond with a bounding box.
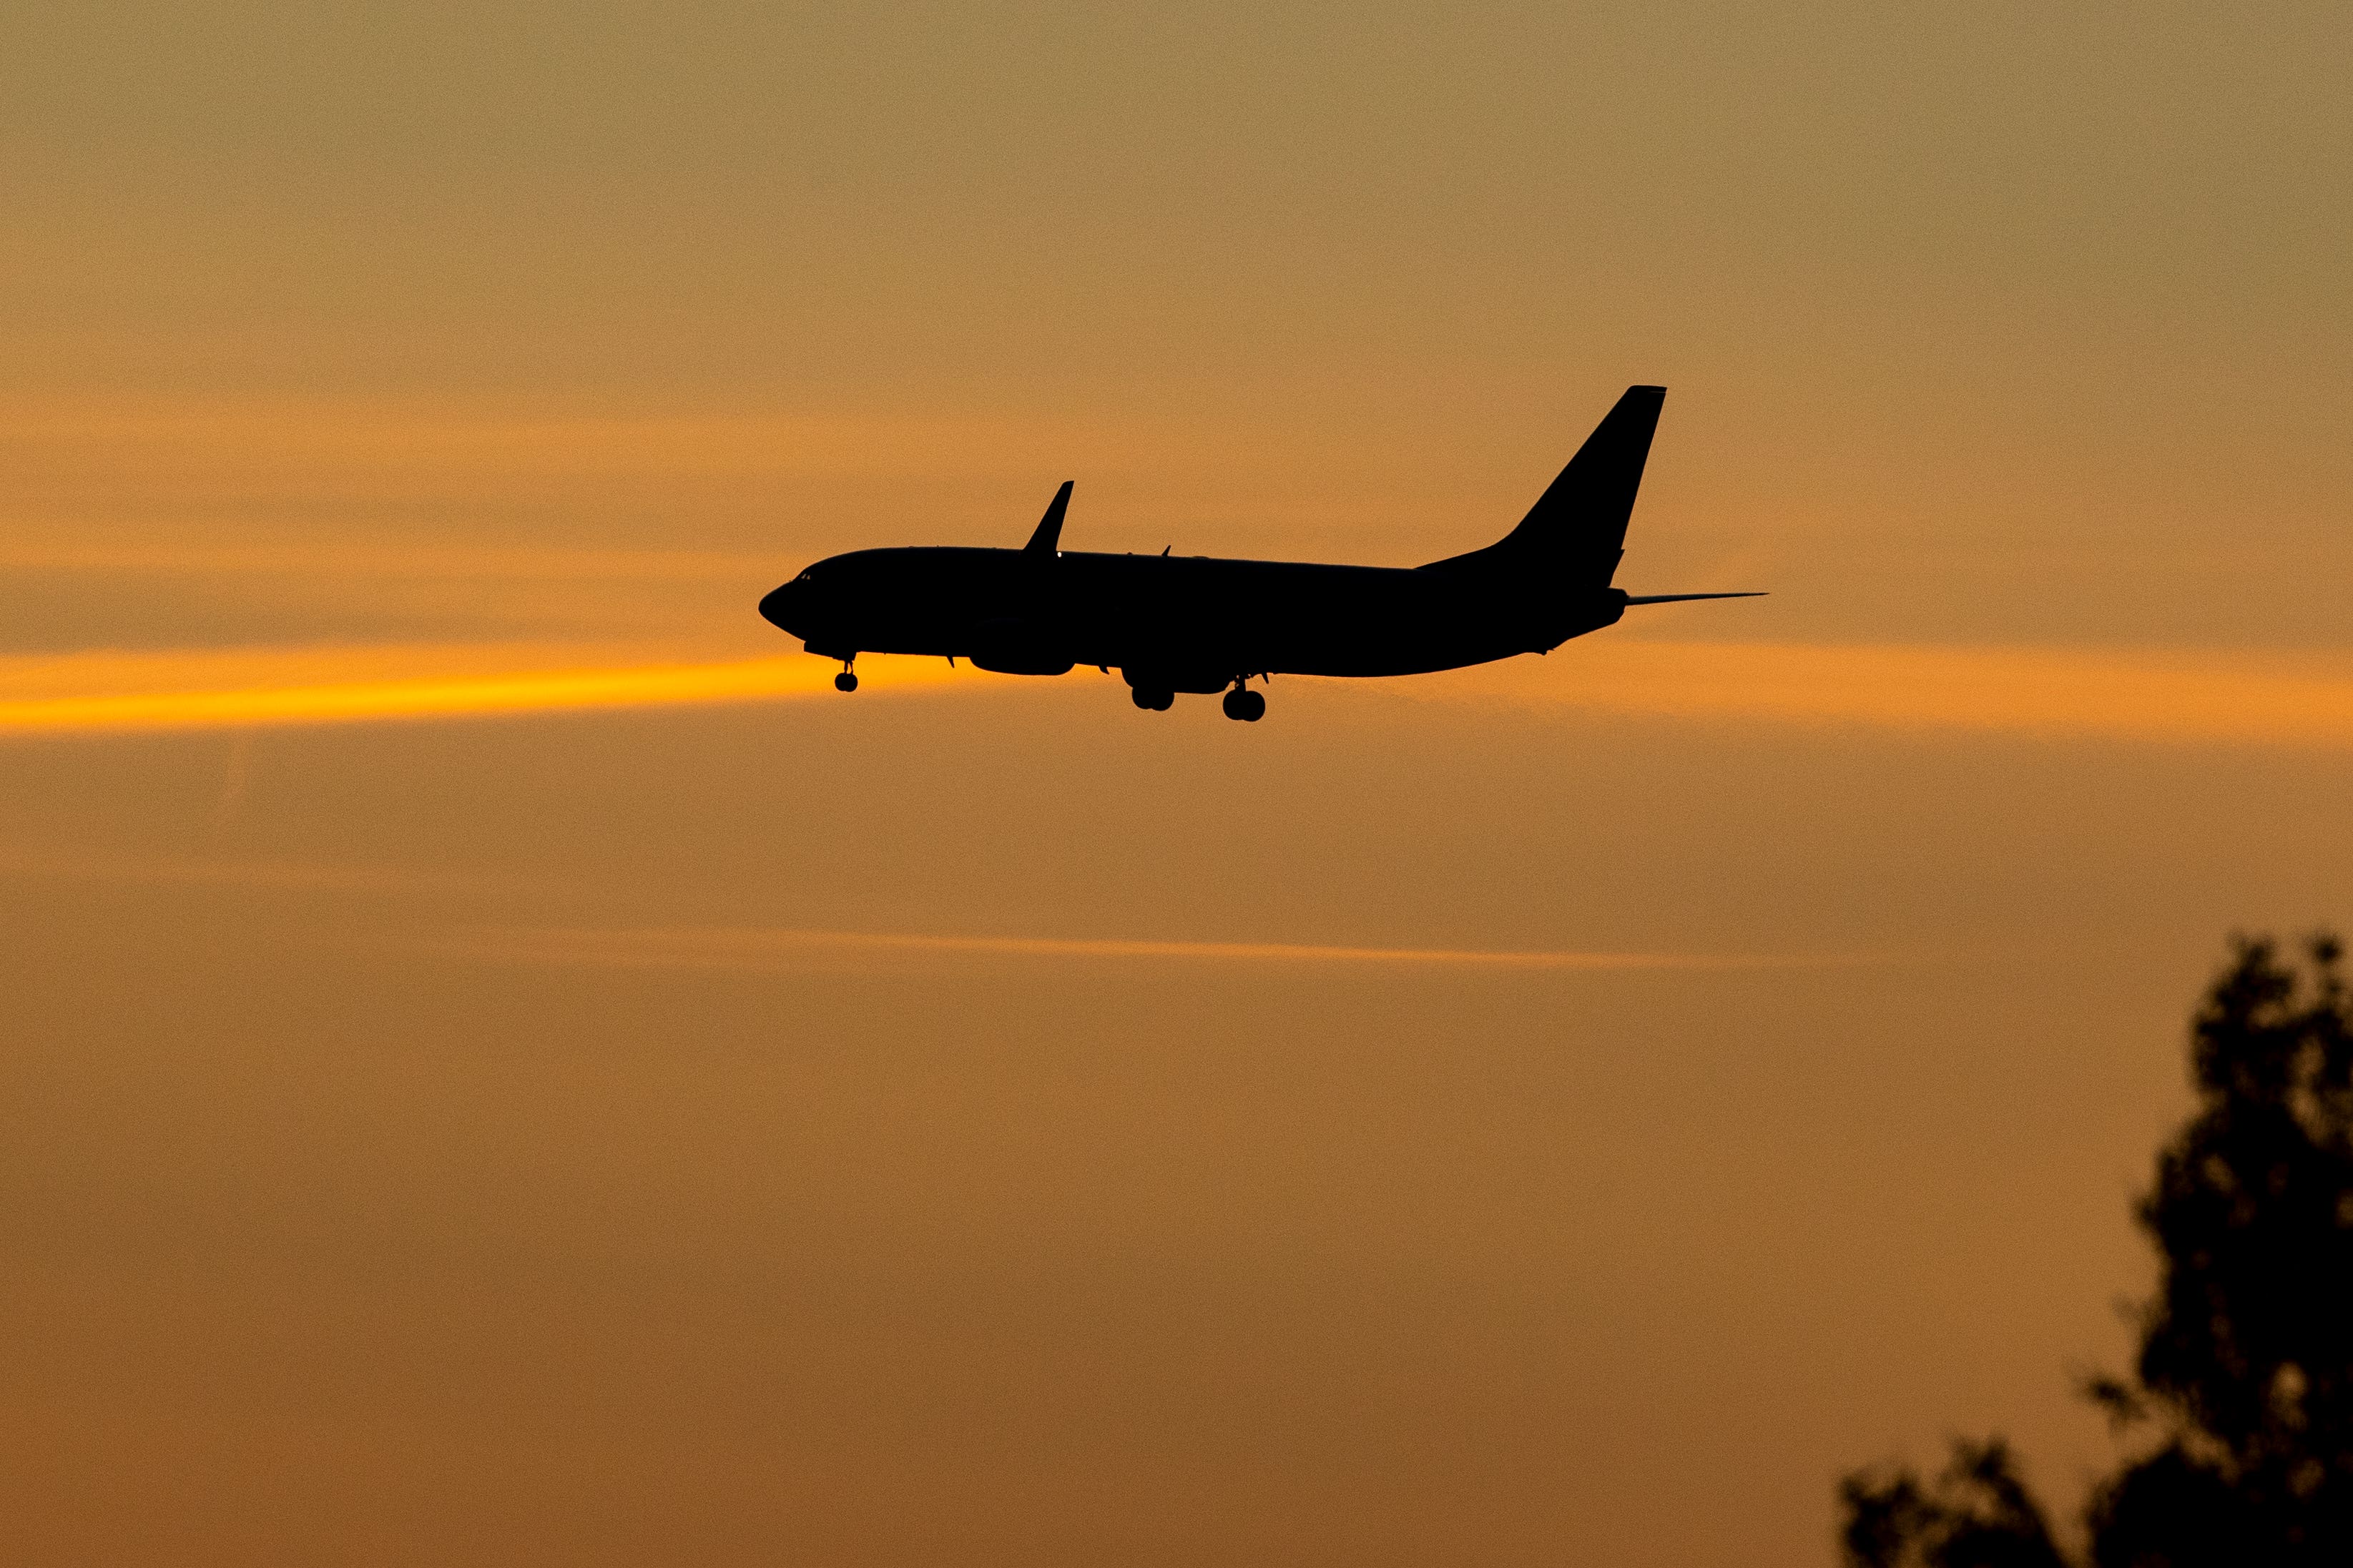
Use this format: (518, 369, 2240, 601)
(758, 546, 1629, 693)
(752, 385, 1755, 716)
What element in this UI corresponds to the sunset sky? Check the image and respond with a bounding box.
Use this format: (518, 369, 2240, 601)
(3, 4, 2349, 1564)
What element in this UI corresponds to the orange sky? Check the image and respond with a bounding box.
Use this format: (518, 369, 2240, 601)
(2, 5, 2349, 1565)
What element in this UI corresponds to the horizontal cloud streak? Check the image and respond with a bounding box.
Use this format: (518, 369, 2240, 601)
(458, 924, 1847, 974)
(1448, 638, 2353, 750)
(6, 637, 2353, 748)
(0, 643, 958, 734)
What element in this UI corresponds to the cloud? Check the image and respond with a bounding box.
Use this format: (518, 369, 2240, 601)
(454, 924, 1852, 974)
(1436, 638, 2353, 751)
(5, 636, 2353, 749)
(0, 643, 958, 736)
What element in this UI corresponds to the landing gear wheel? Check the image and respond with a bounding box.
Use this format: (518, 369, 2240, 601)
(1131, 686, 1174, 711)
(1222, 687, 1265, 722)
(835, 671, 858, 693)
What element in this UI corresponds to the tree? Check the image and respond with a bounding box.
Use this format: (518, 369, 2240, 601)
(1840, 935, 2353, 1568)
(1840, 1439, 2067, 1568)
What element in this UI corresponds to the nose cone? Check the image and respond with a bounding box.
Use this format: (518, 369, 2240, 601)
(759, 578, 805, 633)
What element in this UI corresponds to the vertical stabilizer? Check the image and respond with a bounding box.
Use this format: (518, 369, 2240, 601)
(1422, 385, 1664, 585)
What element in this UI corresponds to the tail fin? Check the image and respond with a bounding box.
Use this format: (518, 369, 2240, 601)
(1422, 385, 1665, 583)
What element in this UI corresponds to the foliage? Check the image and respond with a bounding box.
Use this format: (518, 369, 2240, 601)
(1840, 1439, 2067, 1568)
(1839, 936, 2353, 1568)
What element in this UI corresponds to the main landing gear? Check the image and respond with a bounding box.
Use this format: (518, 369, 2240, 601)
(1124, 675, 1265, 719)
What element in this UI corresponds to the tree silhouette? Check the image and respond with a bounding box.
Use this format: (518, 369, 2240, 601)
(1841, 935, 2353, 1568)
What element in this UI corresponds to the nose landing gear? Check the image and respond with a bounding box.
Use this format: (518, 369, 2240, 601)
(1221, 680, 1265, 722)
(834, 656, 858, 694)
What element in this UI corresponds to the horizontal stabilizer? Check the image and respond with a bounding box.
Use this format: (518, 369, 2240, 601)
(1026, 481, 1074, 554)
(1622, 591, 1767, 605)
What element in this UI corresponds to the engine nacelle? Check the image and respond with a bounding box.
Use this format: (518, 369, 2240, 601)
(969, 649, 1076, 676)
(1121, 666, 1232, 695)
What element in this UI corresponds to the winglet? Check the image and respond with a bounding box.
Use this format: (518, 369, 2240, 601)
(1026, 481, 1074, 554)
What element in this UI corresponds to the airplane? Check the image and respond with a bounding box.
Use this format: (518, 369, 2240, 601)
(757, 385, 1760, 721)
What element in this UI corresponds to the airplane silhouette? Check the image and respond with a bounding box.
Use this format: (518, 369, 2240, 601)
(758, 385, 1760, 721)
